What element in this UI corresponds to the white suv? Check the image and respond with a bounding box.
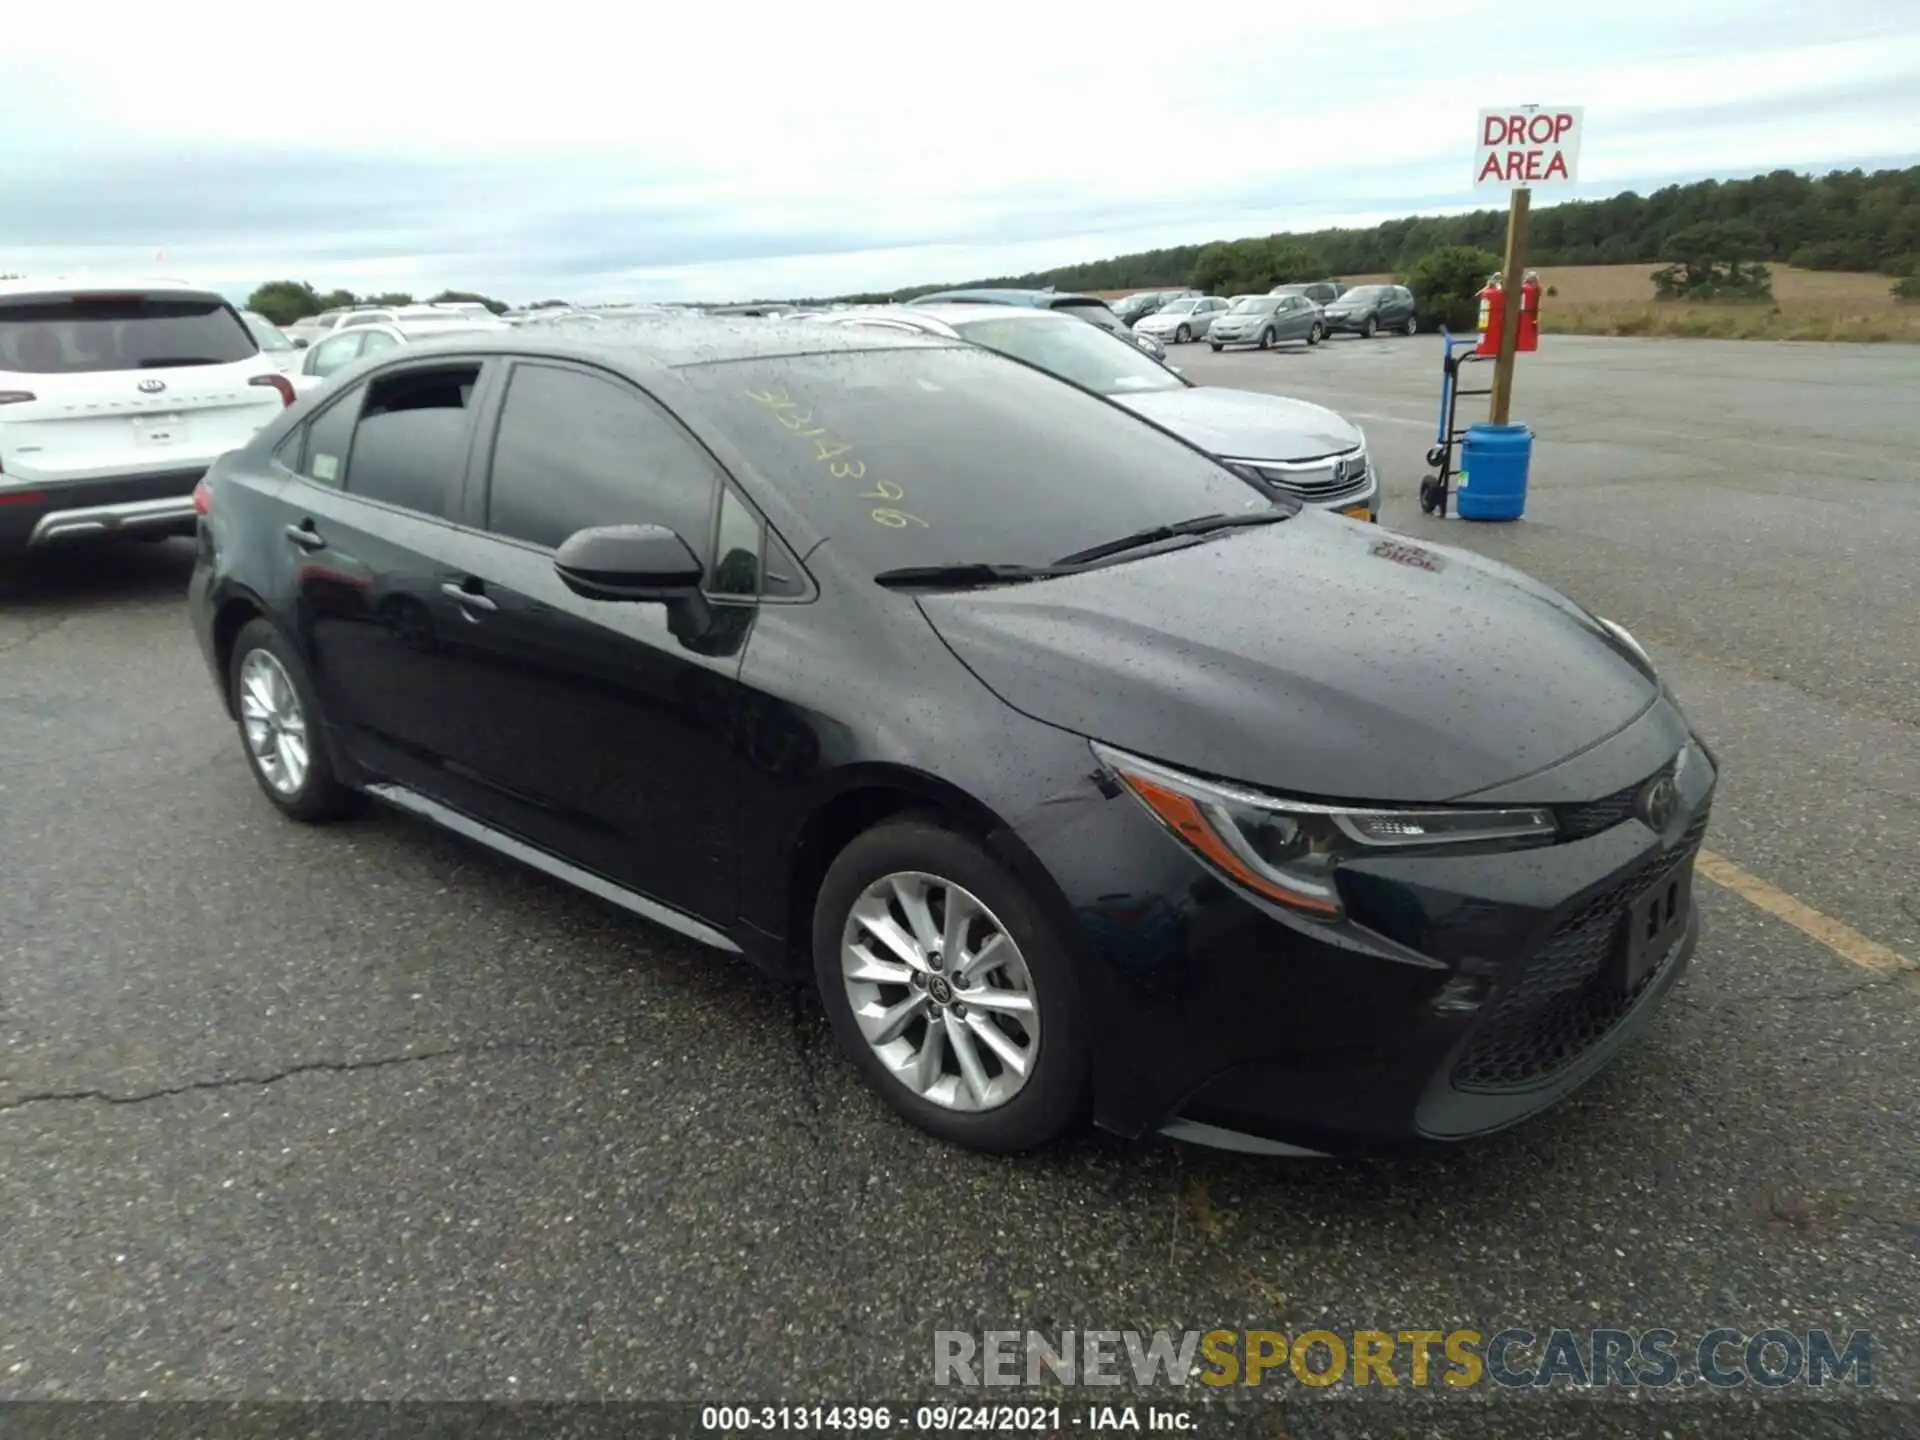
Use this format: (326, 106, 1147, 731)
(0, 278, 295, 561)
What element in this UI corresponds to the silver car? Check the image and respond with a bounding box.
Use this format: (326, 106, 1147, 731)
(1134, 295, 1231, 345)
(291, 318, 512, 395)
(1206, 294, 1326, 351)
(815, 305, 1379, 519)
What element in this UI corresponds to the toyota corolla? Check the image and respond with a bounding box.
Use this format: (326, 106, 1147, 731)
(188, 318, 1714, 1155)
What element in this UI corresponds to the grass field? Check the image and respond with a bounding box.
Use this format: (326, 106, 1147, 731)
(1109, 266, 1919, 342)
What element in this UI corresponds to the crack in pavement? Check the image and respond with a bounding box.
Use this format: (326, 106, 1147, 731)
(0, 1038, 555, 1115)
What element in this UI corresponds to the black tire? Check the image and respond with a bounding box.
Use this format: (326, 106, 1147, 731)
(1361, 317, 1378, 338)
(1307, 323, 1323, 345)
(812, 815, 1090, 1152)
(1257, 327, 1275, 350)
(1175, 324, 1190, 344)
(228, 618, 351, 823)
(1403, 315, 1419, 336)
(1209, 342, 1223, 353)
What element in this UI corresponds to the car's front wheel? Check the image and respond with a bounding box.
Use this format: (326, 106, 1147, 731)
(1209, 342, 1223, 352)
(813, 816, 1089, 1152)
(1175, 324, 1190, 344)
(229, 618, 351, 822)
(1257, 327, 1275, 350)
(1308, 323, 1324, 345)
(1361, 316, 1378, 338)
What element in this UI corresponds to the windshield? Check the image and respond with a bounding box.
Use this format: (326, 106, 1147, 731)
(243, 312, 294, 351)
(1228, 296, 1279, 314)
(953, 315, 1185, 398)
(0, 293, 257, 373)
(1159, 299, 1200, 314)
(1338, 286, 1388, 302)
(681, 348, 1265, 575)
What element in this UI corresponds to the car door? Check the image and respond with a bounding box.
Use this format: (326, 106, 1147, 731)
(419, 357, 774, 924)
(1276, 296, 1310, 341)
(281, 356, 504, 807)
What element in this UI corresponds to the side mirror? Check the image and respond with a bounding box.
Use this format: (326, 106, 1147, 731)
(553, 523, 704, 602)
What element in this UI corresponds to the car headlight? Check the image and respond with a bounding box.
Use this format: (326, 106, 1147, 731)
(1093, 742, 1556, 920)
(1595, 616, 1654, 674)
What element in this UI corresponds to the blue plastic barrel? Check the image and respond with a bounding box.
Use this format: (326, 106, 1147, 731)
(1456, 422, 1533, 522)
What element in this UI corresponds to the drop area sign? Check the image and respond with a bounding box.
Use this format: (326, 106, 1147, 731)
(1475, 106, 1583, 190)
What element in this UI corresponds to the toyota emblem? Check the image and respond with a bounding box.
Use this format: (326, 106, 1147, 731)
(137, 378, 167, 394)
(1639, 774, 1678, 831)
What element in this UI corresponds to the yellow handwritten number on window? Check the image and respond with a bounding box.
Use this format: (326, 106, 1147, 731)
(872, 509, 928, 529)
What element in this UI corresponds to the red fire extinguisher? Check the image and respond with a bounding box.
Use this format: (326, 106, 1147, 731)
(1474, 273, 1505, 357)
(1518, 270, 1543, 352)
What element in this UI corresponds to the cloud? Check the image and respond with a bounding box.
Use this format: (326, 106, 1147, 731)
(2, 0, 1916, 301)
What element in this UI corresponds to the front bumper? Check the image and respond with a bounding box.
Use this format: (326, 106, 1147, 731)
(0, 468, 207, 556)
(1321, 313, 1375, 333)
(1026, 735, 1715, 1154)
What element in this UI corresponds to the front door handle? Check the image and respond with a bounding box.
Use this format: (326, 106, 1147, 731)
(441, 581, 497, 614)
(284, 522, 326, 551)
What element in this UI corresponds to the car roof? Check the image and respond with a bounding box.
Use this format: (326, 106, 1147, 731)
(908, 288, 1108, 309)
(0, 275, 223, 301)
(390, 314, 961, 372)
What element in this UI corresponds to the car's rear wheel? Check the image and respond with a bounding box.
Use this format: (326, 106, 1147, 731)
(1404, 314, 1419, 336)
(229, 618, 350, 823)
(1361, 317, 1378, 338)
(1308, 323, 1324, 345)
(813, 816, 1089, 1152)
(1176, 324, 1190, 344)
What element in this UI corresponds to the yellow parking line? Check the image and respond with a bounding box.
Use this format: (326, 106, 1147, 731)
(1696, 848, 1914, 976)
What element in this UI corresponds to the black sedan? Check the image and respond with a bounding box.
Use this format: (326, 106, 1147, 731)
(188, 319, 1714, 1155)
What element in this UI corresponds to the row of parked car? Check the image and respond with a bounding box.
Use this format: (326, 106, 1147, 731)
(1119, 283, 1421, 350)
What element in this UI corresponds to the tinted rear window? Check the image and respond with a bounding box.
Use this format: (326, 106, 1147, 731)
(678, 348, 1264, 575)
(0, 293, 257, 373)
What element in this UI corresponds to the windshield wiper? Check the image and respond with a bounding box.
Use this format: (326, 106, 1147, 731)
(1050, 509, 1285, 569)
(873, 562, 1073, 591)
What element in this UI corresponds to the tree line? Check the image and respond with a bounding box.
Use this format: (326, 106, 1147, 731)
(244, 280, 514, 326)
(809, 165, 1920, 304)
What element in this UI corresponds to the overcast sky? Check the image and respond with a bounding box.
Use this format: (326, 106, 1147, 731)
(3, 1, 1916, 304)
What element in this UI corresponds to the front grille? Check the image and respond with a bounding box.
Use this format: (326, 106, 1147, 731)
(1554, 759, 1677, 841)
(1451, 809, 1710, 1092)
(1232, 448, 1370, 504)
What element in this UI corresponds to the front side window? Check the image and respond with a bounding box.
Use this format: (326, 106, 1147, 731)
(709, 487, 763, 598)
(484, 363, 719, 552)
(307, 332, 365, 378)
(243, 313, 295, 352)
(341, 364, 481, 517)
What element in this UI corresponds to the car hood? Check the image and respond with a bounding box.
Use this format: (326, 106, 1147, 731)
(916, 513, 1658, 803)
(1111, 387, 1362, 461)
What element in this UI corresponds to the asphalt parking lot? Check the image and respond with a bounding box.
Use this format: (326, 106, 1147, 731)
(2, 335, 1916, 1419)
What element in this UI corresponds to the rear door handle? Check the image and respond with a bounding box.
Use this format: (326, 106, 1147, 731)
(284, 523, 326, 551)
(441, 581, 497, 614)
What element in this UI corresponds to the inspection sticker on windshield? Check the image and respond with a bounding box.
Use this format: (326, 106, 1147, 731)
(1369, 538, 1443, 572)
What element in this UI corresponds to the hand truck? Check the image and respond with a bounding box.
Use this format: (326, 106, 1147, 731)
(1417, 327, 1495, 518)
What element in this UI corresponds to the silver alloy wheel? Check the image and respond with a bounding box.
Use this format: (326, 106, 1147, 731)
(238, 648, 310, 796)
(1404, 314, 1418, 335)
(840, 871, 1041, 1112)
